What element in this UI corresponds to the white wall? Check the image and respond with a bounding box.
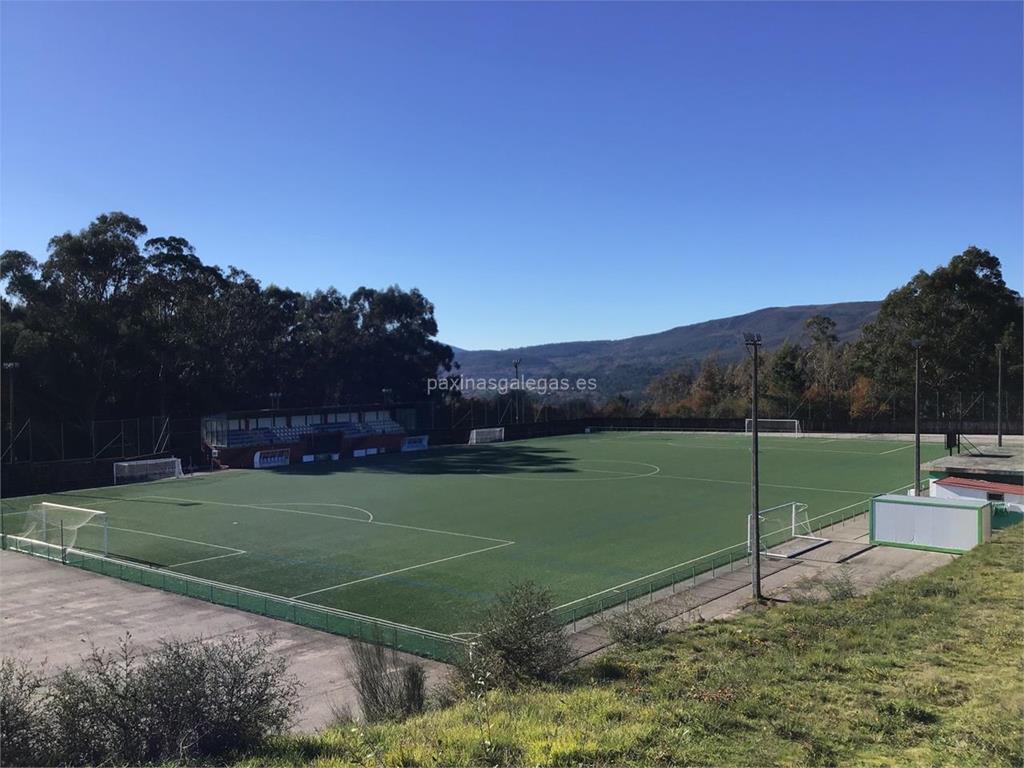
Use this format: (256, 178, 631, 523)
(871, 495, 988, 553)
(932, 481, 1024, 514)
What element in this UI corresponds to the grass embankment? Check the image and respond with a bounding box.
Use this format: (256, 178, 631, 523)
(248, 524, 1023, 767)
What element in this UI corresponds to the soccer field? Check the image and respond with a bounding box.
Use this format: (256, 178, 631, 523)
(1, 432, 945, 644)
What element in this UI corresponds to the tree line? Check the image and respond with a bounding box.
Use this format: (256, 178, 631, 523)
(639, 247, 1022, 428)
(1, 216, 1019, 432)
(1, 212, 453, 421)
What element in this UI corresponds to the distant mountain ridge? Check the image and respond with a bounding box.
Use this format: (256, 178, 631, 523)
(449, 301, 881, 400)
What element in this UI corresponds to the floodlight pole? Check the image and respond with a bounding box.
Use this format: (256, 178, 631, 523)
(912, 341, 922, 496)
(996, 344, 1003, 448)
(2, 362, 19, 435)
(744, 333, 763, 601)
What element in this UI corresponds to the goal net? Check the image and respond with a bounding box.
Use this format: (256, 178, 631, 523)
(7, 501, 109, 556)
(468, 427, 505, 445)
(253, 448, 290, 468)
(748, 502, 827, 558)
(745, 418, 801, 436)
(114, 457, 183, 484)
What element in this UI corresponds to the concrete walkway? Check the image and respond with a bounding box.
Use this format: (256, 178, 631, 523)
(0, 550, 450, 732)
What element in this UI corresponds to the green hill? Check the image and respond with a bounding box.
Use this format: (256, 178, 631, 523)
(451, 301, 880, 399)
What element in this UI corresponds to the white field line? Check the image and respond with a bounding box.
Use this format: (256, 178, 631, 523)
(482, 461, 661, 481)
(880, 443, 916, 455)
(549, 481, 913, 613)
(167, 550, 248, 569)
(614, 437, 902, 458)
(652, 473, 876, 497)
(85, 522, 244, 553)
(138, 495, 513, 545)
(279, 502, 373, 521)
(573, 464, 660, 477)
(291, 540, 515, 599)
(803, 481, 914, 528)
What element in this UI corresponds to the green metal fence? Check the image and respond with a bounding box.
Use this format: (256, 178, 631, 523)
(548, 498, 872, 629)
(1, 534, 467, 664)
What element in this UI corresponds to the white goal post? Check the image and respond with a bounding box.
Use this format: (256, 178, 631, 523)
(745, 418, 802, 436)
(253, 448, 290, 468)
(114, 457, 184, 484)
(748, 501, 827, 558)
(468, 427, 505, 445)
(7, 501, 109, 556)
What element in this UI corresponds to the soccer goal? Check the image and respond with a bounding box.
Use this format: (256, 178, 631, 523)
(748, 501, 827, 558)
(253, 448, 290, 468)
(468, 427, 505, 445)
(8, 501, 109, 556)
(114, 457, 184, 484)
(745, 418, 802, 436)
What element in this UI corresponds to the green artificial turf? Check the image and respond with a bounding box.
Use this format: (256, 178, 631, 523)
(0, 432, 945, 635)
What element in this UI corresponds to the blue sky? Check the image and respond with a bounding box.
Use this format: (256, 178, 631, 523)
(2, 2, 1021, 350)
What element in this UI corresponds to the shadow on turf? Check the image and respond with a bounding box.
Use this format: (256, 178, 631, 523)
(268, 444, 587, 477)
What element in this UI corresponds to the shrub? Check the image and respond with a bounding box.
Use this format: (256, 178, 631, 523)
(790, 566, 859, 602)
(467, 581, 572, 688)
(41, 633, 298, 765)
(602, 604, 667, 647)
(821, 566, 858, 600)
(0, 659, 52, 767)
(351, 640, 427, 723)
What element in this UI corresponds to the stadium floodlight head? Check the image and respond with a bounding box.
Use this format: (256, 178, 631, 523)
(743, 332, 762, 346)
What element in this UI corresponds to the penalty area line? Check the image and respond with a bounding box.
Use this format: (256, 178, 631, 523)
(139, 495, 512, 545)
(291, 540, 516, 599)
(167, 550, 248, 569)
(85, 521, 244, 553)
(879, 443, 915, 455)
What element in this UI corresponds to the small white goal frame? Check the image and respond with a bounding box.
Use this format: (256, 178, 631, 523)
(114, 457, 184, 484)
(748, 501, 827, 558)
(745, 418, 802, 436)
(26, 502, 109, 556)
(468, 427, 505, 445)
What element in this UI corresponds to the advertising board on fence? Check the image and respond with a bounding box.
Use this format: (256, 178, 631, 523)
(401, 435, 430, 452)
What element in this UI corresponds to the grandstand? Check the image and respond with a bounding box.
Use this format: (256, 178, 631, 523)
(202, 405, 410, 468)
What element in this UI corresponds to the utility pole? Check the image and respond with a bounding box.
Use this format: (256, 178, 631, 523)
(744, 333, 763, 601)
(2, 362, 19, 464)
(512, 359, 522, 424)
(911, 340, 922, 496)
(996, 344, 1003, 448)
(2, 362, 19, 432)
